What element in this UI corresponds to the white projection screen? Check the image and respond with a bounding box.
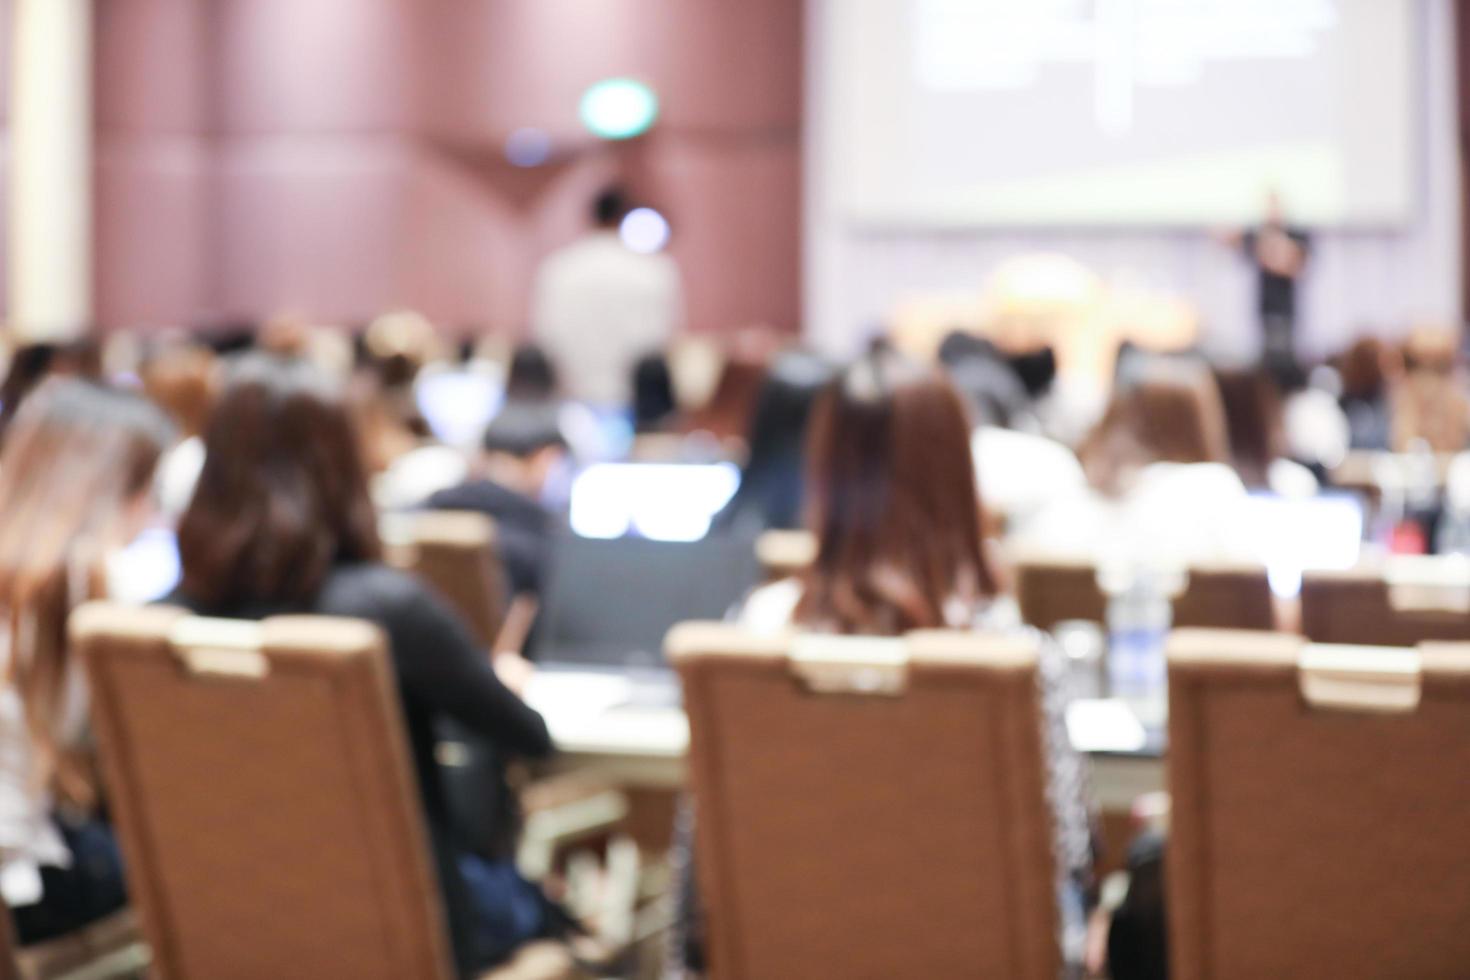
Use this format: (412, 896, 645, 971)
(825, 0, 1417, 228)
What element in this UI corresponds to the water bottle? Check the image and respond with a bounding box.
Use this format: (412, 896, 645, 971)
(1105, 567, 1172, 728)
(1437, 452, 1470, 555)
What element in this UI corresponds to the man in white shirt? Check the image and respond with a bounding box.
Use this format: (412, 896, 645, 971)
(530, 187, 684, 406)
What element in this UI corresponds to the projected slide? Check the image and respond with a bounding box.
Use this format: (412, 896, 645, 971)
(824, 0, 1415, 227)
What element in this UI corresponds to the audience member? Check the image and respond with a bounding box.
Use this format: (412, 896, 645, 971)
(531, 186, 684, 405)
(354, 370, 469, 512)
(0, 380, 173, 944)
(1213, 368, 1318, 495)
(171, 353, 560, 975)
(1016, 366, 1252, 571)
(422, 403, 566, 601)
(714, 351, 1096, 964)
(937, 331, 1033, 428)
(683, 333, 775, 449)
(139, 340, 218, 518)
(631, 353, 679, 433)
(1393, 326, 1470, 453)
(504, 343, 559, 405)
(0, 340, 104, 445)
(1337, 336, 1399, 451)
(712, 351, 832, 534)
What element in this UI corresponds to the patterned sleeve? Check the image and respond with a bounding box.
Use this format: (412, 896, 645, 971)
(1034, 631, 1101, 914)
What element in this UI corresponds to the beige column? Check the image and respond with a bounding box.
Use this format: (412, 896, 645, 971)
(8, 0, 92, 342)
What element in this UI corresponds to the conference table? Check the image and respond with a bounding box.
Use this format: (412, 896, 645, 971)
(523, 669, 1165, 811)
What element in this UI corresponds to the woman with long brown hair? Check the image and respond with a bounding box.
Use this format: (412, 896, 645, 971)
(0, 379, 173, 944)
(678, 352, 1097, 973)
(1016, 363, 1253, 570)
(170, 352, 556, 977)
(742, 349, 1005, 631)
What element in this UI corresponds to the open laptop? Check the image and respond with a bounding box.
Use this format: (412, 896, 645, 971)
(528, 530, 762, 706)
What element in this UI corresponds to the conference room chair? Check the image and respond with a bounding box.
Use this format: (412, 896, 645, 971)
(71, 603, 575, 980)
(1014, 556, 1274, 632)
(1300, 560, 1470, 647)
(753, 529, 817, 581)
(1166, 629, 1470, 979)
(381, 510, 507, 649)
(668, 623, 1060, 980)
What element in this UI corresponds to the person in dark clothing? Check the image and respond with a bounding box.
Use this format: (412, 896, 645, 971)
(1226, 191, 1311, 387)
(631, 353, 678, 433)
(169, 352, 557, 976)
(712, 350, 832, 533)
(936, 331, 1032, 428)
(1107, 831, 1168, 980)
(422, 402, 566, 601)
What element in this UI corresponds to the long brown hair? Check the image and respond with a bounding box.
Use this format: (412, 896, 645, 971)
(0, 379, 172, 804)
(1080, 368, 1230, 496)
(795, 351, 999, 634)
(178, 353, 382, 608)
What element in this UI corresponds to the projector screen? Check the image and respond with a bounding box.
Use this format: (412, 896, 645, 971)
(824, 0, 1417, 228)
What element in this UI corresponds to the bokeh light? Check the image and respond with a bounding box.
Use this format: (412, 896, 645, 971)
(619, 207, 671, 254)
(579, 78, 659, 140)
(504, 127, 552, 167)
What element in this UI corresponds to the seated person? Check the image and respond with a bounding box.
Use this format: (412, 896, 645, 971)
(1013, 363, 1253, 574)
(139, 338, 218, 519)
(678, 351, 1097, 970)
(1337, 336, 1399, 451)
(711, 350, 832, 534)
(1212, 368, 1318, 496)
(170, 353, 561, 976)
(421, 403, 565, 602)
(0, 380, 174, 944)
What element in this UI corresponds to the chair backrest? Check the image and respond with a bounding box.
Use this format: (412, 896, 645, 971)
(753, 529, 816, 582)
(72, 603, 453, 980)
(1168, 562, 1275, 632)
(1166, 629, 1470, 979)
(382, 510, 506, 649)
(1014, 556, 1107, 631)
(668, 623, 1059, 980)
(1300, 563, 1470, 647)
(1014, 556, 1274, 632)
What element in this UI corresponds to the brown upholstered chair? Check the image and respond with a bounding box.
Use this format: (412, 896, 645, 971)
(71, 603, 574, 980)
(1014, 556, 1109, 631)
(1014, 556, 1274, 632)
(1300, 562, 1470, 647)
(668, 623, 1060, 980)
(1168, 562, 1275, 632)
(1166, 629, 1470, 979)
(382, 510, 507, 649)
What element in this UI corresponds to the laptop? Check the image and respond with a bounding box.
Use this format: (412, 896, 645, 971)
(529, 531, 762, 705)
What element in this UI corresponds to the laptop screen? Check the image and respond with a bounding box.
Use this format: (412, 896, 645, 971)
(531, 532, 761, 670)
(569, 462, 740, 542)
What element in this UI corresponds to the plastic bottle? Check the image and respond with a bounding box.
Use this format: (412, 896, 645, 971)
(1105, 567, 1172, 728)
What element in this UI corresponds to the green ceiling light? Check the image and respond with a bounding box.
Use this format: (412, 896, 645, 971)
(579, 78, 659, 140)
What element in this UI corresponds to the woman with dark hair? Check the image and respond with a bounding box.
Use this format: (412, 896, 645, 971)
(711, 350, 832, 533)
(1212, 368, 1318, 495)
(0, 379, 173, 944)
(743, 350, 1004, 630)
(690, 352, 1097, 970)
(171, 353, 556, 976)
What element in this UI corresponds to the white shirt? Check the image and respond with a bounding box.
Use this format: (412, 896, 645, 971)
(531, 232, 683, 406)
(156, 436, 205, 521)
(1012, 461, 1255, 573)
(371, 444, 469, 513)
(972, 426, 1086, 531)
